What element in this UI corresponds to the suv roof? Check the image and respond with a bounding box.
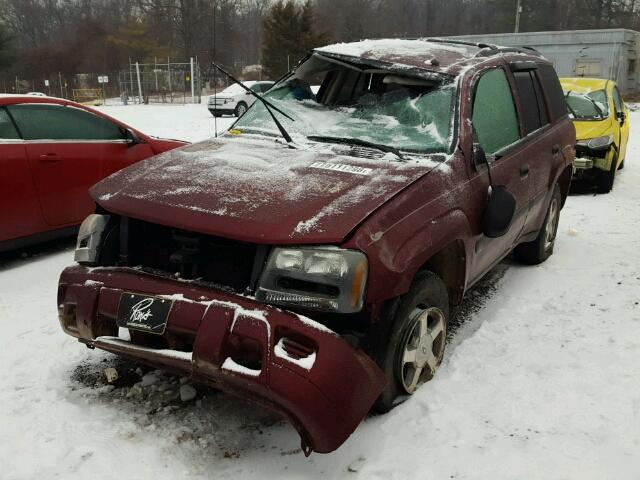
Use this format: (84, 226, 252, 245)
(315, 38, 544, 78)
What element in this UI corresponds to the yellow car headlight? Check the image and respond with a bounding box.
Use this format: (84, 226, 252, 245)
(577, 134, 614, 151)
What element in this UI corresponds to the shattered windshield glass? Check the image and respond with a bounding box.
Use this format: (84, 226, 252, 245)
(233, 55, 456, 154)
(564, 89, 609, 120)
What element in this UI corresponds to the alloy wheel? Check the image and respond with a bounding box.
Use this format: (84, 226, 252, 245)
(544, 197, 559, 250)
(398, 306, 446, 394)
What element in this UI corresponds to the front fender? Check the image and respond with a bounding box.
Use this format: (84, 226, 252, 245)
(355, 207, 474, 303)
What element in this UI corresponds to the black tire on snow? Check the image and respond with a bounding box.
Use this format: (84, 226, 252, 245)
(514, 185, 562, 265)
(597, 153, 618, 194)
(234, 102, 248, 117)
(373, 271, 449, 413)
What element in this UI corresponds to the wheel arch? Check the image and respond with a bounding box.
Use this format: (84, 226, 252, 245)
(417, 239, 467, 307)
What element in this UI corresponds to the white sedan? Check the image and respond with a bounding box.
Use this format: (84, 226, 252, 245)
(208, 81, 274, 117)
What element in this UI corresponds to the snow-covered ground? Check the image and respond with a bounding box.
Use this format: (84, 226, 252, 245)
(1, 105, 639, 479)
(96, 98, 237, 143)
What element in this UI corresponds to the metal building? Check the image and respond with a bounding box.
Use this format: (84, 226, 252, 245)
(450, 29, 639, 96)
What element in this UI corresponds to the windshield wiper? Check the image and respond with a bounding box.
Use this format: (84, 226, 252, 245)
(566, 90, 604, 119)
(211, 62, 295, 145)
(586, 96, 605, 118)
(306, 135, 405, 160)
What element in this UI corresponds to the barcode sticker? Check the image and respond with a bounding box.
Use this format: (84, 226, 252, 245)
(309, 162, 373, 176)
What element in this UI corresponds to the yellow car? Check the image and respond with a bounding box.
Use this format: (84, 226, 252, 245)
(560, 77, 630, 193)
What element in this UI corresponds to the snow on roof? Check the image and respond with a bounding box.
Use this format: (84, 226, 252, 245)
(315, 38, 481, 75)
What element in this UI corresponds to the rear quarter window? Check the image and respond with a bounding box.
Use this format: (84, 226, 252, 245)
(537, 64, 567, 122)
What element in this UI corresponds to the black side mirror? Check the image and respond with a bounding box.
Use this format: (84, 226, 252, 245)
(124, 128, 143, 146)
(617, 111, 626, 125)
(483, 185, 516, 238)
(471, 136, 516, 237)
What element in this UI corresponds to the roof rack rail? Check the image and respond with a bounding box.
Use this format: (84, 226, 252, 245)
(425, 38, 498, 50)
(475, 45, 543, 57)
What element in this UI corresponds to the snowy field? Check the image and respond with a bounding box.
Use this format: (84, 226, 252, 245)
(95, 99, 237, 143)
(1, 104, 639, 479)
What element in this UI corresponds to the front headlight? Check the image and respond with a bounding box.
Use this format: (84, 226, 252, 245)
(256, 247, 368, 313)
(74, 214, 110, 265)
(577, 134, 614, 151)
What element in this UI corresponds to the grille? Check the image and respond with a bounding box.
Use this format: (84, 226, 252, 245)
(209, 98, 231, 106)
(122, 219, 260, 294)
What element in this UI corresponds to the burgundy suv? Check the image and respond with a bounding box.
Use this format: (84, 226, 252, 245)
(57, 39, 575, 455)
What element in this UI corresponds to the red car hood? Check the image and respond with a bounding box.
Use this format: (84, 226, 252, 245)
(91, 137, 442, 244)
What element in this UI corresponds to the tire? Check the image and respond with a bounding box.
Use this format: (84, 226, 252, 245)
(596, 153, 618, 194)
(373, 271, 449, 413)
(514, 185, 561, 265)
(234, 102, 248, 117)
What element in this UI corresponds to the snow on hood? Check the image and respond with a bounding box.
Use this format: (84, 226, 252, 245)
(91, 136, 446, 244)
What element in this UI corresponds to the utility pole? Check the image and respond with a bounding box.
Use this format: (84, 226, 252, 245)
(515, 0, 523, 33)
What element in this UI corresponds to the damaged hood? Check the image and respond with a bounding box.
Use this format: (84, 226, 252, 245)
(91, 136, 444, 244)
(573, 118, 613, 142)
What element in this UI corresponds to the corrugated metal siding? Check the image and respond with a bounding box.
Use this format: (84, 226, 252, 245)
(449, 29, 639, 95)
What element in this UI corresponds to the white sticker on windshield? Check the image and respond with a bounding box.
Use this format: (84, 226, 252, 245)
(309, 162, 372, 176)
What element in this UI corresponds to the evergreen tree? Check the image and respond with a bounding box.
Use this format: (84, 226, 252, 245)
(106, 19, 172, 64)
(261, 0, 328, 79)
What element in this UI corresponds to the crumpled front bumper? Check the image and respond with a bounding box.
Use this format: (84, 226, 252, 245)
(57, 266, 386, 454)
(574, 144, 615, 173)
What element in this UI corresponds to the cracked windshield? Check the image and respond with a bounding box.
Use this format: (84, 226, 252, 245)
(564, 89, 610, 120)
(234, 55, 456, 154)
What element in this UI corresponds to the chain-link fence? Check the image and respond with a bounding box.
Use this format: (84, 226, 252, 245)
(0, 58, 204, 105)
(119, 58, 203, 105)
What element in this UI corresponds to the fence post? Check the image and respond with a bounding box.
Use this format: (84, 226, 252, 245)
(58, 72, 64, 98)
(135, 62, 143, 104)
(167, 57, 172, 103)
(190, 57, 195, 104)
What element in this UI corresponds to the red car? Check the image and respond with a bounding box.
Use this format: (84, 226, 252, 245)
(0, 95, 186, 252)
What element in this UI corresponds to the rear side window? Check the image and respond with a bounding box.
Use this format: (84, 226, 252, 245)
(513, 70, 549, 135)
(0, 109, 20, 139)
(8, 104, 123, 141)
(531, 73, 549, 126)
(513, 71, 542, 134)
(472, 68, 520, 155)
(537, 64, 567, 122)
